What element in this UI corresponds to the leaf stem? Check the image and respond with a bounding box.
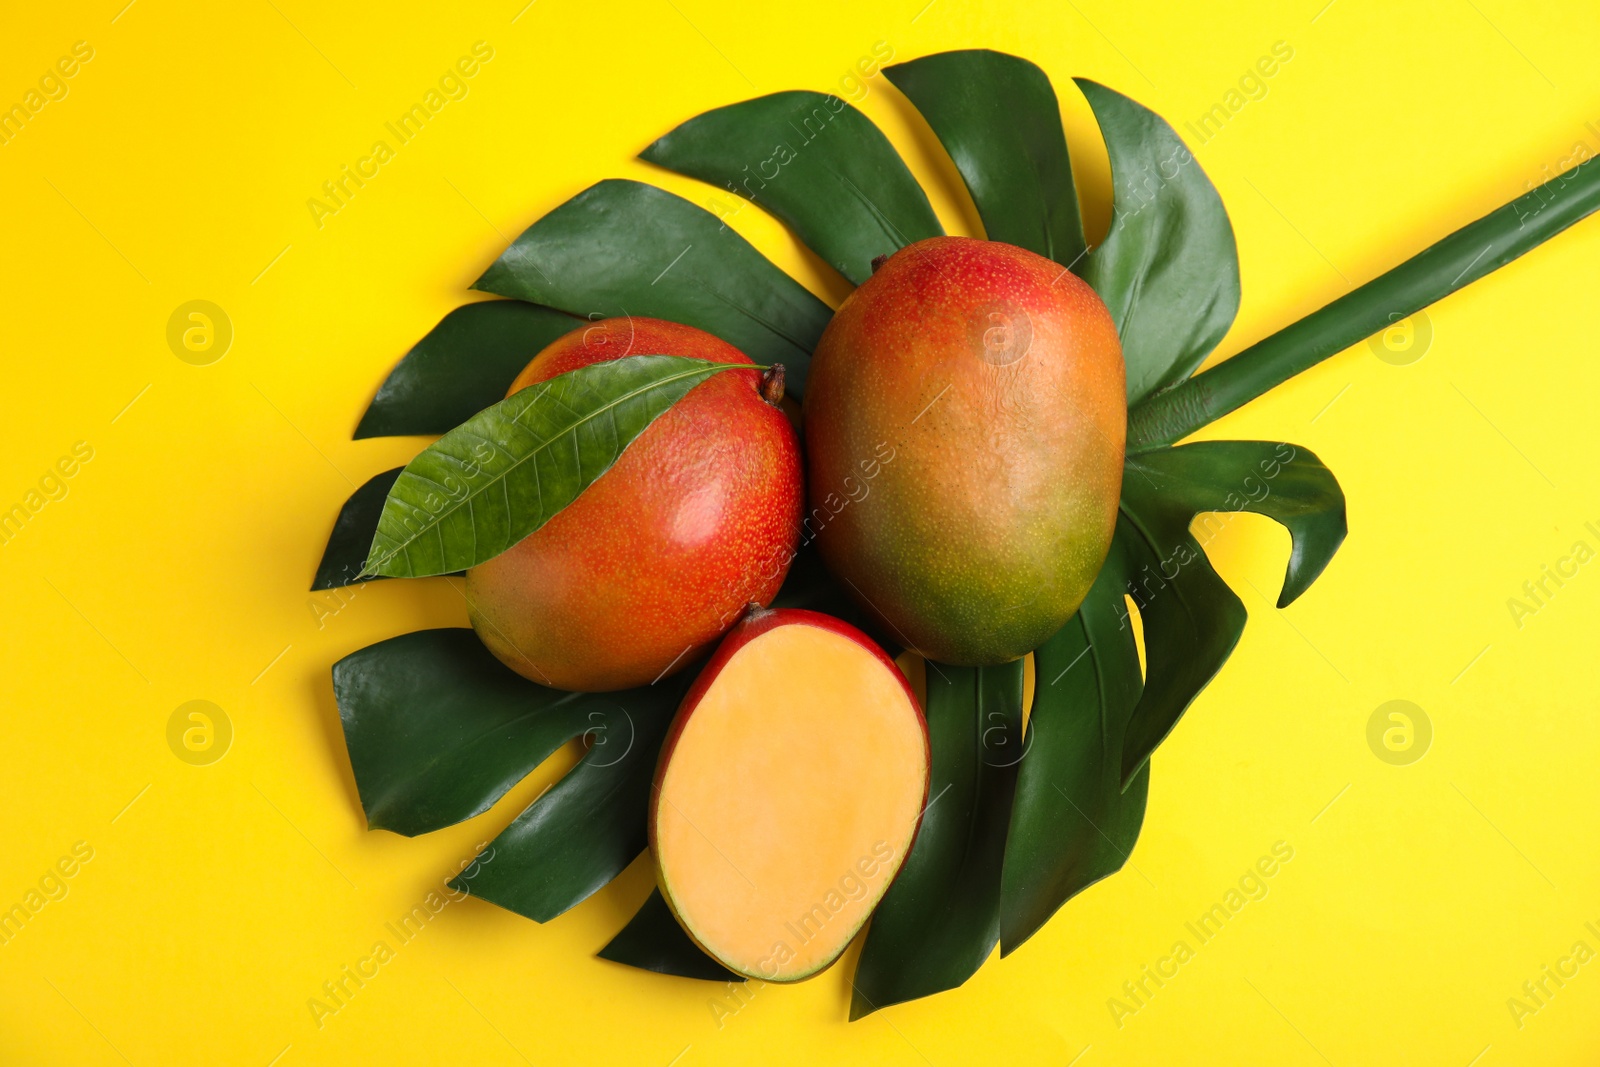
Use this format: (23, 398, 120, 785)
(1127, 155, 1600, 449)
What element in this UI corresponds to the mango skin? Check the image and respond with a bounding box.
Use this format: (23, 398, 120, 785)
(802, 237, 1125, 665)
(466, 317, 802, 692)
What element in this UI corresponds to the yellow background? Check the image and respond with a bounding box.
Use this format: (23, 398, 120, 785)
(2, 0, 1597, 1062)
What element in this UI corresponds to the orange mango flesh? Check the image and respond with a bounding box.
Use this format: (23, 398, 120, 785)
(654, 623, 928, 981)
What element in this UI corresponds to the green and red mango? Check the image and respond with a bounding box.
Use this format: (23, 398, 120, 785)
(802, 236, 1126, 665)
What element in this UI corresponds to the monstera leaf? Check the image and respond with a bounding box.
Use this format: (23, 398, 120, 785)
(642, 91, 943, 285)
(599, 889, 738, 981)
(313, 467, 403, 590)
(849, 660, 1024, 1017)
(474, 179, 831, 394)
(334, 628, 663, 838)
(884, 49, 1086, 266)
(999, 535, 1147, 954)
(1077, 78, 1241, 404)
(322, 46, 1600, 1019)
(354, 301, 581, 440)
(448, 676, 685, 922)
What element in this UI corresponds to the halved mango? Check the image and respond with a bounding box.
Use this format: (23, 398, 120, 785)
(650, 607, 930, 981)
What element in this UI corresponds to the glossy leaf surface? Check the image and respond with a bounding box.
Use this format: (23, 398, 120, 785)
(642, 91, 942, 285)
(365, 356, 743, 579)
(1077, 78, 1240, 405)
(354, 300, 581, 440)
(450, 677, 685, 922)
(1114, 503, 1246, 787)
(1125, 441, 1346, 607)
(884, 49, 1086, 265)
(473, 179, 832, 393)
(313, 467, 402, 590)
(599, 888, 739, 982)
(333, 628, 643, 837)
(1000, 537, 1148, 953)
(850, 660, 1023, 1018)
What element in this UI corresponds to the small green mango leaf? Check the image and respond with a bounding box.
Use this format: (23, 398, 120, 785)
(313, 468, 403, 590)
(884, 50, 1086, 266)
(333, 629, 647, 837)
(365, 355, 747, 579)
(449, 677, 685, 922)
(473, 179, 832, 394)
(1114, 500, 1247, 787)
(354, 301, 581, 440)
(642, 91, 942, 286)
(599, 888, 740, 982)
(1125, 441, 1347, 607)
(1076, 78, 1241, 405)
(999, 536, 1148, 954)
(850, 660, 1023, 1019)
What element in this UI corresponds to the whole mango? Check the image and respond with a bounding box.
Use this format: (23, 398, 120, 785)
(802, 236, 1125, 665)
(466, 317, 802, 691)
